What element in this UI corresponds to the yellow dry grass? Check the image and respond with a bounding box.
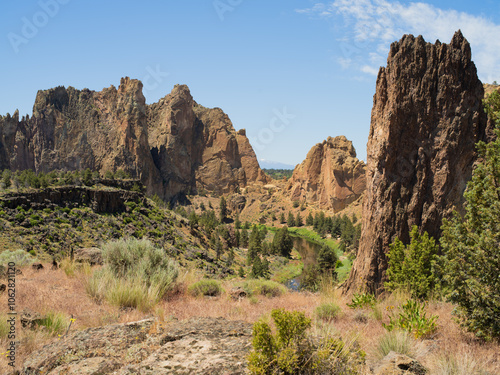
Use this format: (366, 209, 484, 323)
(0, 264, 498, 374)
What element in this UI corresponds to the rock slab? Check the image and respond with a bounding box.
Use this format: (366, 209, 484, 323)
(22, 317, 252, 374)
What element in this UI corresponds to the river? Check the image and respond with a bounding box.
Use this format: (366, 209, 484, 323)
(285, 236, 323, 290)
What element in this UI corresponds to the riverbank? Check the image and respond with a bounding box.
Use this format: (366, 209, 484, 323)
(264, 225, 353, 284)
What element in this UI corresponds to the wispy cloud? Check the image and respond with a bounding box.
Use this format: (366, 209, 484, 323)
(297, 0, 500, 82)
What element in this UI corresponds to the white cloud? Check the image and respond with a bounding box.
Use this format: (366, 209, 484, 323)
(361, 65, 379, 76)
(297, 0, 500, 82)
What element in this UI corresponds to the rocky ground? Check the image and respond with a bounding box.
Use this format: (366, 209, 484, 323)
(22, 317, 252, 375)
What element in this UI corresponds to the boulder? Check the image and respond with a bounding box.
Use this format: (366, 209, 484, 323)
(73, 247, 103, 266)
(21, 308, 46, 329)
(22, 317, 252, 374)
(375, 352, 427, 375)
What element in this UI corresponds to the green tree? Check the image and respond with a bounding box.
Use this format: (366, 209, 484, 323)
(439, 91, 500, 339)
(306, 212, 314, 226)
(219, 196, 228, 222)
(82, 168, 93, 186)
(385, 226, 439, 300)
(317, 244, 338, 276)
(247, 225, 262, 265)
(287, 211, 296, 227)
(279, 212, 286, 224)
(272, 226, 293, 258)
(238, 265, 245, 278)
(235, 229, 241, 247)
(241, 228, 249, 248)
(2, 169, 12, 189)
(234, 212, 241, 229)
(295, 212, 303, 227)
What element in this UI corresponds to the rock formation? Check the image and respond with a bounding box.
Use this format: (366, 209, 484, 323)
(148, 85, 268, 198)
(0, 79, 267, 200)
(22, 317, 252, 374)
(287, 136, 366, 211)
(345, 31, 489, 294)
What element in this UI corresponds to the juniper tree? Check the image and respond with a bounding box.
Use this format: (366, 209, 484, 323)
(440, 91, 500, 339)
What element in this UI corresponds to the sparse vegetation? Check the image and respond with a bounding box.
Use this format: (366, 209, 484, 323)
(375, 330, 418, 360)
(86, 238, 179, 311)
(188, 279, 223, 297)
(248, 308, 365, 374)
(347, 293, 376, 309)
(383, 299, 438, 339)
(315, 302, 341, 321)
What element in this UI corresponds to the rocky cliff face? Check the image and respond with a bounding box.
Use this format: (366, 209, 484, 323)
(345, 31, 489, 294)
(0, 80, 267, 199)
(287, 136, 366, 211)
(148, 85, 268, 198)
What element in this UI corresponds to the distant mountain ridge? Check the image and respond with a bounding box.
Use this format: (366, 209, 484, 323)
(259, 159, 295, 170)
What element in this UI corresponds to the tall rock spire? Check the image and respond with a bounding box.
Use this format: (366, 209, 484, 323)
(344, 31, 488, 294)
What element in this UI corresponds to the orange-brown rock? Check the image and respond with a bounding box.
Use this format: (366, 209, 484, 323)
(0, 78, 162, 194)
(345, 31, 489, 294)
(287, 136, 366, 212)
(0, 80, 267, 200)
(148, 85, 268, 198)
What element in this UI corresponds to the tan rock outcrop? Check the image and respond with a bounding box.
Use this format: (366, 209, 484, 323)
(0, 80, 267, 200)
(148, 84, 269, 198)
(287, 136, 366, 211)
(345, 31, 489, 294)
(22, 317, 252, 374)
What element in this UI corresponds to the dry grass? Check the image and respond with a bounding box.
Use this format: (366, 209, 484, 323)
(0, 265, 499, 374)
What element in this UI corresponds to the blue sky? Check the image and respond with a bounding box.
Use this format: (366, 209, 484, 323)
(1, 0, 499, 166)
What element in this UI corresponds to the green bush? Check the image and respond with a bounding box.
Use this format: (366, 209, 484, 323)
(347, 293, 376, 309)
(315, 302, 341, 321)
(241, 279, 286, 298)
(383, 299, 438, 339)
(87, 238, 179, 310)
(188, 279, 223, 297)
(0, 249, 36, 266)
(248, 309, 365, 374)
(438, 90, 500, 340)
(385, 226, 439, 299)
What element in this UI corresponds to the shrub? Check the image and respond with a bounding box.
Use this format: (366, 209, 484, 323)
(347, 293, 376, 309)
(315, 303, 341, 322)
(248, 309, 365, 374)
(386, 225, 439, 299)
(383, 299, 438, 339)
(0, 249, 36, 266)
(432, 351, 480, 375)
(188, 279, 223, 297)
(375, 331, 417, 360)
(300, 264, 321, 292)
(39, 311, 70, 335)
(87, 238, 179, 310)
(242, 279, 286, 298)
